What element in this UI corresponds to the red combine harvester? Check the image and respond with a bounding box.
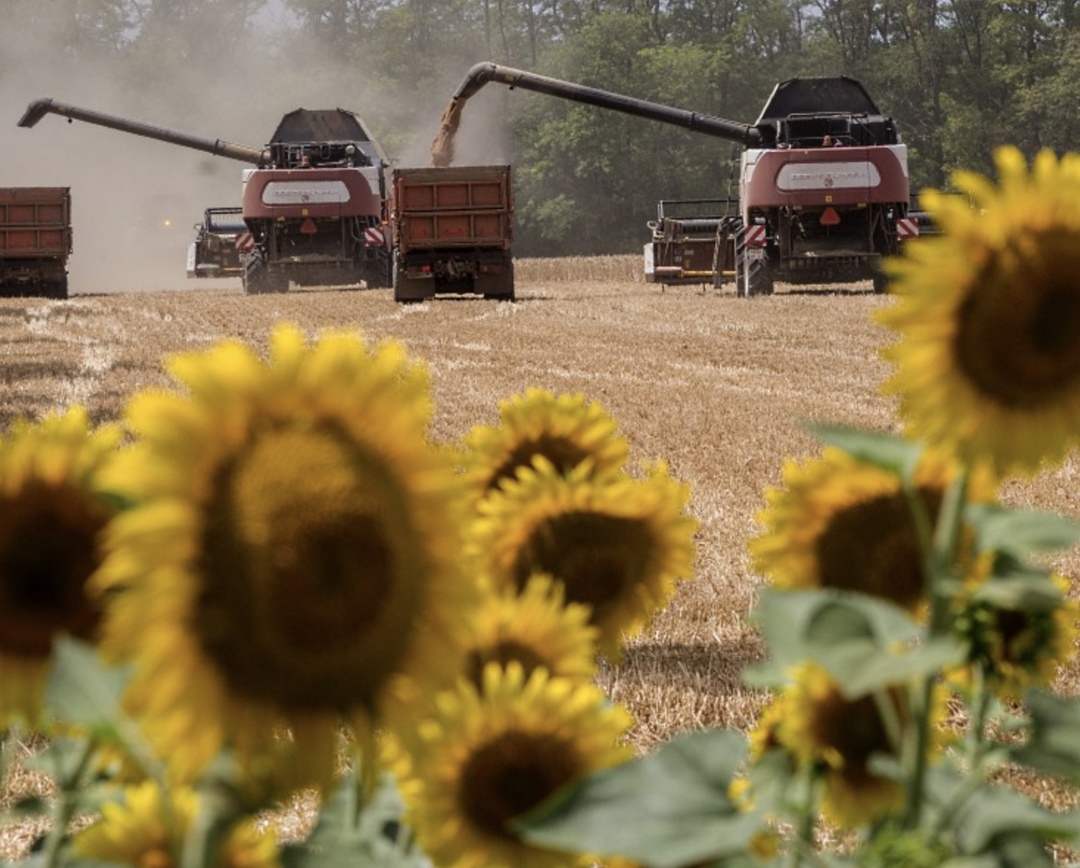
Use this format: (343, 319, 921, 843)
(18, 99, 392, 295)
(444, 64, 918, 295)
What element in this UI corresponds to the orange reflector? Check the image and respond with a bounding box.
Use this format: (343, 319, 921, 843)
(820, 207, 840, 226)
(300, 217, 317, 235)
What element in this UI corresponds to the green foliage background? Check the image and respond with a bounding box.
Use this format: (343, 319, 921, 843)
(4, 0, 1077, 256)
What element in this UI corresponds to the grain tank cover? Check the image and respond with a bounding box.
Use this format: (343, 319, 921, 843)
(269, 108, 388, 167)
(752, 77, 899, 148)
(756, 77, 881, 122)
(271, 108, 371, 143)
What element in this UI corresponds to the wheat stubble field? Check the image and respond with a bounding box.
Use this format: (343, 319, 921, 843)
(3, 255, 1080, 856)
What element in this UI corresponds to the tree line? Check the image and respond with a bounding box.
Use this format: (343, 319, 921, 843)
(5, 0, 1076, 255)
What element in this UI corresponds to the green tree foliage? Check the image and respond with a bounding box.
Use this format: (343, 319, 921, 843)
(9, 0, 1080, 254)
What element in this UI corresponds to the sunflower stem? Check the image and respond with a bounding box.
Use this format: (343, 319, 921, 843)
(929, 467, 969, 631)
(42, 733, 97, 868)
(930, 671, 995, 838)
(787, 768, 821, 868)
(968, 667, 992, 755)
(904, 467, 970, 830)
(352, 725, 380, 828)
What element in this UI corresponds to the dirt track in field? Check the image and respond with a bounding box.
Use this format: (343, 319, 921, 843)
(3, 262, 1080, 750)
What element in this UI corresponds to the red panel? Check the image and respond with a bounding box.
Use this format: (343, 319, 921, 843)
(241, 167, 380, 220)
(745, 146, 910, 208)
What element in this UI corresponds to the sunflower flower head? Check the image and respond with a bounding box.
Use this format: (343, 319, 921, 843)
(749, 446, 996, 614)
(0, 407, 121, 729)
(466, 457, 696, 660)
(92, 324, 475, 789)
(462, 572, 599, 688)
(389, 662, 634, 868)
(777, 661, 948, 830)
(878, 146, 1080, 477)
(747, 691, 794, 762)
(73, 779, 279, 868)
(951, 572, 1079, 701)
(460, 387, 630, 505)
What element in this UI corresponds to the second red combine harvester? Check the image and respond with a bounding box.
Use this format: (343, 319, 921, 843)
(443, 63, 918, 295)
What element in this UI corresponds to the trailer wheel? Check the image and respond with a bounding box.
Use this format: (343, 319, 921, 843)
(872, 269, 890, 294)
(735, 225, 773, 297)
(478, 263, 515, 301)
(392, 259, 434, 304)
(43, 278, 68, 300)
(362, 249, 392, 289)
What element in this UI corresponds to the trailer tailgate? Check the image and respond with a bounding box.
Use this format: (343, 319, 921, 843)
(0, 187, 72, 259)
(392, 165, 512, 252)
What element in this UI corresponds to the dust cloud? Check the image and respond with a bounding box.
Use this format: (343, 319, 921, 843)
(1, 12, 270, 294)
(0, 11, 278, 293)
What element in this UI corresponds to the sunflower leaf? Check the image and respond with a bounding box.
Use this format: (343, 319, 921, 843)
(44, 637, 161, 784)
(948, 779, 1077, 857)
(281, 771, 428, 868)
(826, 637, 964, 697)
(803, 423, 922, 478)
(517, 730, 759, 868)
(966, 503, 1080, 557)
(45, 635, 130, 731)
(968, 571, 1063, 612)
(745, 588, 922, 686)
(1011, 690, 1080, 783)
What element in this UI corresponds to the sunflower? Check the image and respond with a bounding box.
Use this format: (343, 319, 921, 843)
(878, 146, 1080, 477)
(462, 572, 599, 688)
(460, 388, 629, 503)
(747, 691, 792, 762)
(91, 324, 474, 788)
(466, 457, 696, 659)
(749, 446, 996, 613)
(73, 779, 279, 868)
(951, 573, 1079, 701)
(389, 662, 633, 868)
(0, 407, 121, 729)
(777, 662, 948, 830)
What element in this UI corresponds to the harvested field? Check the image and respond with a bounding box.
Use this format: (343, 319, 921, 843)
(2, 256, 1080, 858)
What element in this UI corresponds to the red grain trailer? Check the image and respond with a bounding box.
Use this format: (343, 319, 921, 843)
(390, 165, 514, 303)
(0, 187, 72, 299)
